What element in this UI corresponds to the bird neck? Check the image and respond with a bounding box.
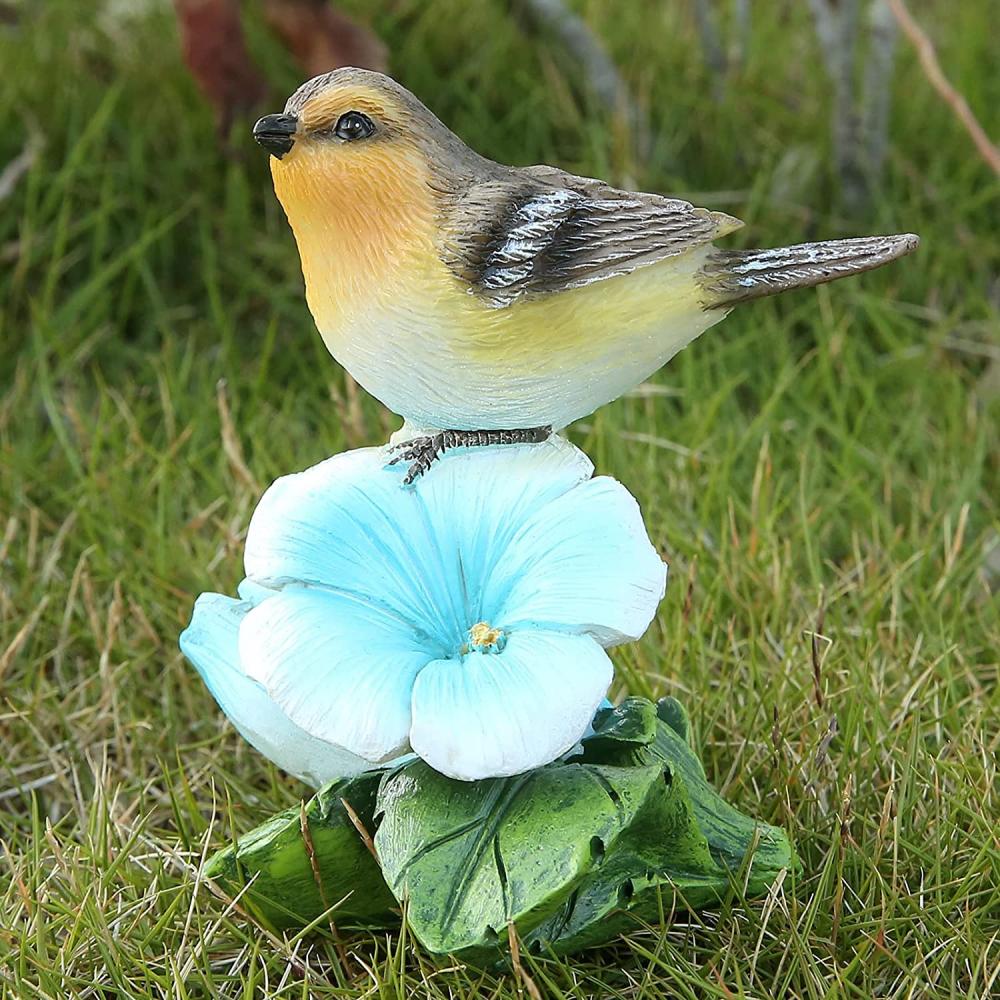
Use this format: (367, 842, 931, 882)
(271, 146, 440, 336)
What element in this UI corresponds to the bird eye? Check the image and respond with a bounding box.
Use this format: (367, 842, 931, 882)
(333, 111, 375, 141)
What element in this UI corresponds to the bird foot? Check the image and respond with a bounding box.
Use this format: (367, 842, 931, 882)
(387, 426, 552, 485)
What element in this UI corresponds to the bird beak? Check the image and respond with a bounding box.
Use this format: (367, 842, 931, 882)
(253, 114, 298, 158)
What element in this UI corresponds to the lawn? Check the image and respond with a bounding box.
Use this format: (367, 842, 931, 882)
(1, 1, 997, 997)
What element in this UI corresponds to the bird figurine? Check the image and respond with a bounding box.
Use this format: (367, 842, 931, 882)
(253, 69, 918, 482)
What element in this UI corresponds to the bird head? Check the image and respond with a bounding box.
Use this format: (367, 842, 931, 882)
(253, 69, 487, 328)
(253, 69, 482, 232)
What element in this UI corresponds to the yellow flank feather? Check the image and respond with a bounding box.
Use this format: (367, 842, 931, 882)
(450, 254, 711, 369)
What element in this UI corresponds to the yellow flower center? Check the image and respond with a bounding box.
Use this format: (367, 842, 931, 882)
(466, 621, 505, 653)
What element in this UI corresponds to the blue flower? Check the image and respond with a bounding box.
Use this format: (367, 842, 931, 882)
(180, 588, 373, 787)
(180, 438, 666, 782)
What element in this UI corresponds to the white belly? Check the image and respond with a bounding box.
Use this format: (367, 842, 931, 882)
(318, 251, 724, 430)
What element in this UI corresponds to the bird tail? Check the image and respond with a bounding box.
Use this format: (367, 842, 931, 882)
(697, 233, 919, 309)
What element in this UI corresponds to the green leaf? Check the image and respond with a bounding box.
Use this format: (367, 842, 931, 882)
(201, 698, 796, 960)
(526, 765, 729, 954)
(646, 699, 793, 884)
(656, 694, 691, 742)
(526, 698, 798, 954)
(580, 696, 659, 759)
(576, 696, 701, 773)
(583, 697, 792, 879)
(204, 771, 398, 931)
(374, 758, 668, 958)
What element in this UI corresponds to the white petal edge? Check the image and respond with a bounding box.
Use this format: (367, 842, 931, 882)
(239, 586, 434, 763)
(179, 593, 368, 787)
(408, 630, 613, 781)
(488, 476, 668, 646)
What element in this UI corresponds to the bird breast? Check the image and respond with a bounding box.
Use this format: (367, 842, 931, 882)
(271, 142, 441, 337)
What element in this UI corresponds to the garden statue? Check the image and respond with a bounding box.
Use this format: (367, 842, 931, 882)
(252, 68, 917, 481)
(181, 68, 918, 960)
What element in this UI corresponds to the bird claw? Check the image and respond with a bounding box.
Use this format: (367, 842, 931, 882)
(386, 435, 433, 465)
(386, 427, 552, 486)
(386, 435, 442, 485)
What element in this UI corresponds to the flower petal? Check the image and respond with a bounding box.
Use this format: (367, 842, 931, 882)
(179, 593, 368, 787)
(242, 437, 593, 644)
(408, 630, 612, 780)
(408, 436, 595, 615)
(239, 586, 434, 763)
(488, 477, 667, 646)
(236, 576, 276, 606)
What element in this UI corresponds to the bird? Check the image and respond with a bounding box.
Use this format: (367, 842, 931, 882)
(252, 68, 919, 482)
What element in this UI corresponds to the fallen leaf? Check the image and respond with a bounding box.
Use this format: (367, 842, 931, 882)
(173, 0, 268, 135)
(263, 0, 387, 77)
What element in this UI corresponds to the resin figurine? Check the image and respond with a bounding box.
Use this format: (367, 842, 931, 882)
(253, 67, 919, 481)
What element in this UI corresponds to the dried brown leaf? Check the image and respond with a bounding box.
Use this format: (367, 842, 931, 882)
(263, 0, 387, 78)
(173, 0, 268, 135)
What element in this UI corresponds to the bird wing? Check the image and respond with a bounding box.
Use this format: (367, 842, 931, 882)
(441, 164, 742, 309)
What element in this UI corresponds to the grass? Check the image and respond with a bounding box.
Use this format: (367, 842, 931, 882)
(1, 0, 997, 996)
